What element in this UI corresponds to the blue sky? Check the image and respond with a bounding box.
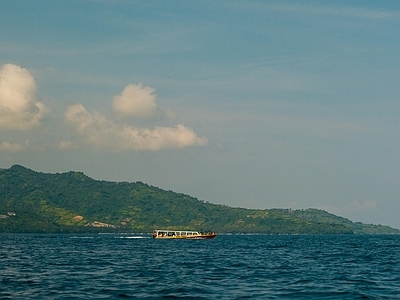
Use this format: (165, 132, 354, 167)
(1, 1, 400, 228)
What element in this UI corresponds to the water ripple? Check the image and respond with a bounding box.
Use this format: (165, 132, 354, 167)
(1, 234, 399, 299)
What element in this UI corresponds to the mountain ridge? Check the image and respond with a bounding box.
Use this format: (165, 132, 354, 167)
(0, 165, 398, 234)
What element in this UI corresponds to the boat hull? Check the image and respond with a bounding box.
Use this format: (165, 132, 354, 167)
(152, 230, 217, 239)
(153, 234, 217, 239)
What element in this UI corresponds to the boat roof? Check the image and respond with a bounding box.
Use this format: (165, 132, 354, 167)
(153, 230, 200, 233)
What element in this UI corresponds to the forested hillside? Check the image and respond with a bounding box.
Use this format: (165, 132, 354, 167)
(0, 165, 398, 234)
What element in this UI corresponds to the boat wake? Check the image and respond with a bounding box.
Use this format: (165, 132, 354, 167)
(118, 236, 150, 239)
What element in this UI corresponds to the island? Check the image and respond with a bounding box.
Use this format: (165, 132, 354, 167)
(0, 165, 398, 234)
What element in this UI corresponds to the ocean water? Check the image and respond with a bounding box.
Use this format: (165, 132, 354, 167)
(0, 234, 399, 299)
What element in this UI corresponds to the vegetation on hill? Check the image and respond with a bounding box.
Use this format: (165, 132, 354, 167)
(0, 165, 398, 234)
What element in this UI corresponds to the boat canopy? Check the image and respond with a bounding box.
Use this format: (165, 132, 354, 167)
(152, 230, 211, 236)
(152, 230, 216, 239)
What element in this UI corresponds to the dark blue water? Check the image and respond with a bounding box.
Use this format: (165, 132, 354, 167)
(1, 234, 399, 299)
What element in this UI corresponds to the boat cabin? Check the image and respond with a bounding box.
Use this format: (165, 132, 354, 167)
(152, 230, 216, 239)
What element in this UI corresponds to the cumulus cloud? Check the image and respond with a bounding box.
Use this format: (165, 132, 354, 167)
(0, 141, 24, 152)
(0, 63, 47, 131)
(112, 84, 175, 119)
(65, 103, 208, 151)
(112, 84, 159, 119)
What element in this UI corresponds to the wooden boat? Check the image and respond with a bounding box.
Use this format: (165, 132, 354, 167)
(152, 230, 217, 239)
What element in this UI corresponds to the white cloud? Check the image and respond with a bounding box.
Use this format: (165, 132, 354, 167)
(0, 141, 24, 152)
(112, 84, 159, 119)
(65, 103, 208, 151)
(0, 63, 48, 131)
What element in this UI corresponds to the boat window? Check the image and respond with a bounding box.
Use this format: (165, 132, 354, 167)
(181, 232, 186, 235)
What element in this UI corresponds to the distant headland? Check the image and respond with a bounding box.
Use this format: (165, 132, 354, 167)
(0, 165, 399, 234)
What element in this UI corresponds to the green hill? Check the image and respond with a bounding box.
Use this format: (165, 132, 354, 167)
(0, 165, 398, 234)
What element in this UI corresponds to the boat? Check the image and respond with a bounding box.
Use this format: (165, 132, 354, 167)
(152, 230, 217, 239)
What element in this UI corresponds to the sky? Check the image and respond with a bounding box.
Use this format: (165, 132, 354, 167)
(1, 0, 400, 229)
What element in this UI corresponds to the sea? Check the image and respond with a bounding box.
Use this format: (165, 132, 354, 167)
(0, 234, 399, 299)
